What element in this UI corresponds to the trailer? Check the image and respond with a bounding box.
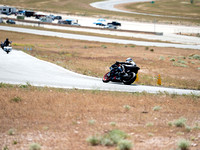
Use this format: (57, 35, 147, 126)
(0, 6, 16, 15)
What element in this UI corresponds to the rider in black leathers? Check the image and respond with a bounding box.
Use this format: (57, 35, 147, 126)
(110, 58, 136, 80)
(4, 38, 11, 46)
(1, 38, 11, 50)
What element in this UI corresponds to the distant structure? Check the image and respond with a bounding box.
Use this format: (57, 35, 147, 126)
(0, 5, 17, 15)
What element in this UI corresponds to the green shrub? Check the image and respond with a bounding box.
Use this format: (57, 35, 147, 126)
(170, 58, 176, 61)
(110, 122, 116, 126)
(159, 56, 165, 60)
(29, 143, 41, 150)
(10, 96, 21, 103)
(88, 120, 96, 125)
(101, 138, 114, 146)
(153, 106, 161, 111)
(8, 128, 15, 135)
(87, 135, 101, 146)
(117, 140, 133, 150)
(177, 139, 190, 150)
(87, 130, 132, 149)
(173, 117, 187, 127)
(123, 105, 131, 111)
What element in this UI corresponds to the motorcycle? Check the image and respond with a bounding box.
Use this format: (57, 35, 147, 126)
(102, 62, 140, 85)
(1, 41, 12, 54)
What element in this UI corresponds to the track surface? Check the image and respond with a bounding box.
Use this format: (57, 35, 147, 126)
(0, 49, 199, 95)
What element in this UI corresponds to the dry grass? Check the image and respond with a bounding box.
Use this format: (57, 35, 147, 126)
(0, 85, 199, 150)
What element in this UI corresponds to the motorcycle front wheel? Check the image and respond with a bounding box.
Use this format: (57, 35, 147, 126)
(102, 72, 111, 83)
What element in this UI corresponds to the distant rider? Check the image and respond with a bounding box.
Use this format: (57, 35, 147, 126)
(4, 38, 11, 47)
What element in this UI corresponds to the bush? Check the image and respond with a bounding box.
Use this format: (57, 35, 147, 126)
(117, 140, 133, 150)
(8, 128, 15, 135)
(173, 117, 187, 127)
(87, 135, 101, 146)
(153, 106, 161, 111)
(10, 96, 21, 103)
(177, 139, 190, 150)
(29, 143, 41, 150)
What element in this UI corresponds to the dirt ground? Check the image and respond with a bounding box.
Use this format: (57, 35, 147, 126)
(0, 86, 200, 150)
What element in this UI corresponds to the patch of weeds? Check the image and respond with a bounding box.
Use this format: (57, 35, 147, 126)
(189, 54, 200, 60)
(168, 122, 173, 127)
(43, 126, 49, 130)
(84, 45, 87, 49)
(198, 67, 200, 70)
(173, 117, 187, 127)
(150, 49, 154, 52)
(177, 60, 187, 64)
(101, 45, 107, 48)
(87, 135, 101, 146)
(117, 139, 133, 150)
(146, 122, 154, 127)
(129, 45, 135, 48)
(171, 93, 178, 99)
(13, 141, 18, 145)
(124, 45, 128, 48)
(29, 143, 41, 150)
(153, 106, 161, 111)
(110, 122, 116, 126)
(101, 138, 114, 146)
(159, 56, 165, 60)
(19, 82, 31, 88)
(8, 128, 15, 135)
(173, 62, 188, 67)
(145, 47, 149, 50)
(88, 120, 96, 125)
(170, 58, 176, 61)
(2, 145, 9, 150)
(193, 123, 200, 130)
(177, 139, 190, 150)
(0, 82, 8, 88)
(123, 105, 131, 111)
(147, 133, 154, 137)
(87, 130, 132, 149)
(10, 96, 22, 103)
(185, 125, 192, 132)
(107, 129, 128, 144)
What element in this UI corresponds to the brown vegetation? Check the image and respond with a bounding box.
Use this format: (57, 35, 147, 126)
(0, 85, 200, 150)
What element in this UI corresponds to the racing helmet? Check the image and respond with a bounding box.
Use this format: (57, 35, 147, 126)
(126, 57, 133, 63)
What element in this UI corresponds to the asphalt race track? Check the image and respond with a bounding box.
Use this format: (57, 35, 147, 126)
(0, 49, 199, 95)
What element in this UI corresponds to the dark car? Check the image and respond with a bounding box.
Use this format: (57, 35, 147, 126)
(6, 19, 16, 24)
(107, 21, 121, 26)
(54, 16, 62, 20)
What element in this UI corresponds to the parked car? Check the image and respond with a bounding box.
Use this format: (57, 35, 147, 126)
(71, 22, 80, 26)
(107, 21, 121, 26)
(104, 24, 117, 29)
(54, 16, 62, 20)
(6, 19, 15, 24)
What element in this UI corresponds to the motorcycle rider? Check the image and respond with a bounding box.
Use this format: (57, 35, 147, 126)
(117, 58, 136, 77)
(4, 38, 11, 47)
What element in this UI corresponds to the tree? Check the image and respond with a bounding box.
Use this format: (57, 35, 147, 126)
(190, 0, 194, 4)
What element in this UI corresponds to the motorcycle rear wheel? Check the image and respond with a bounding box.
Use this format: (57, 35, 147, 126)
(123, 73, 136, 85)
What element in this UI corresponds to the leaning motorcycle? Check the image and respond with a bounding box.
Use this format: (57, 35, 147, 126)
(102, 63, 140, 85)
(1, 41, 12, 54)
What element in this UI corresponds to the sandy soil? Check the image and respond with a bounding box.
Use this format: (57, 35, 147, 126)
(0, 86, 200, 150)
